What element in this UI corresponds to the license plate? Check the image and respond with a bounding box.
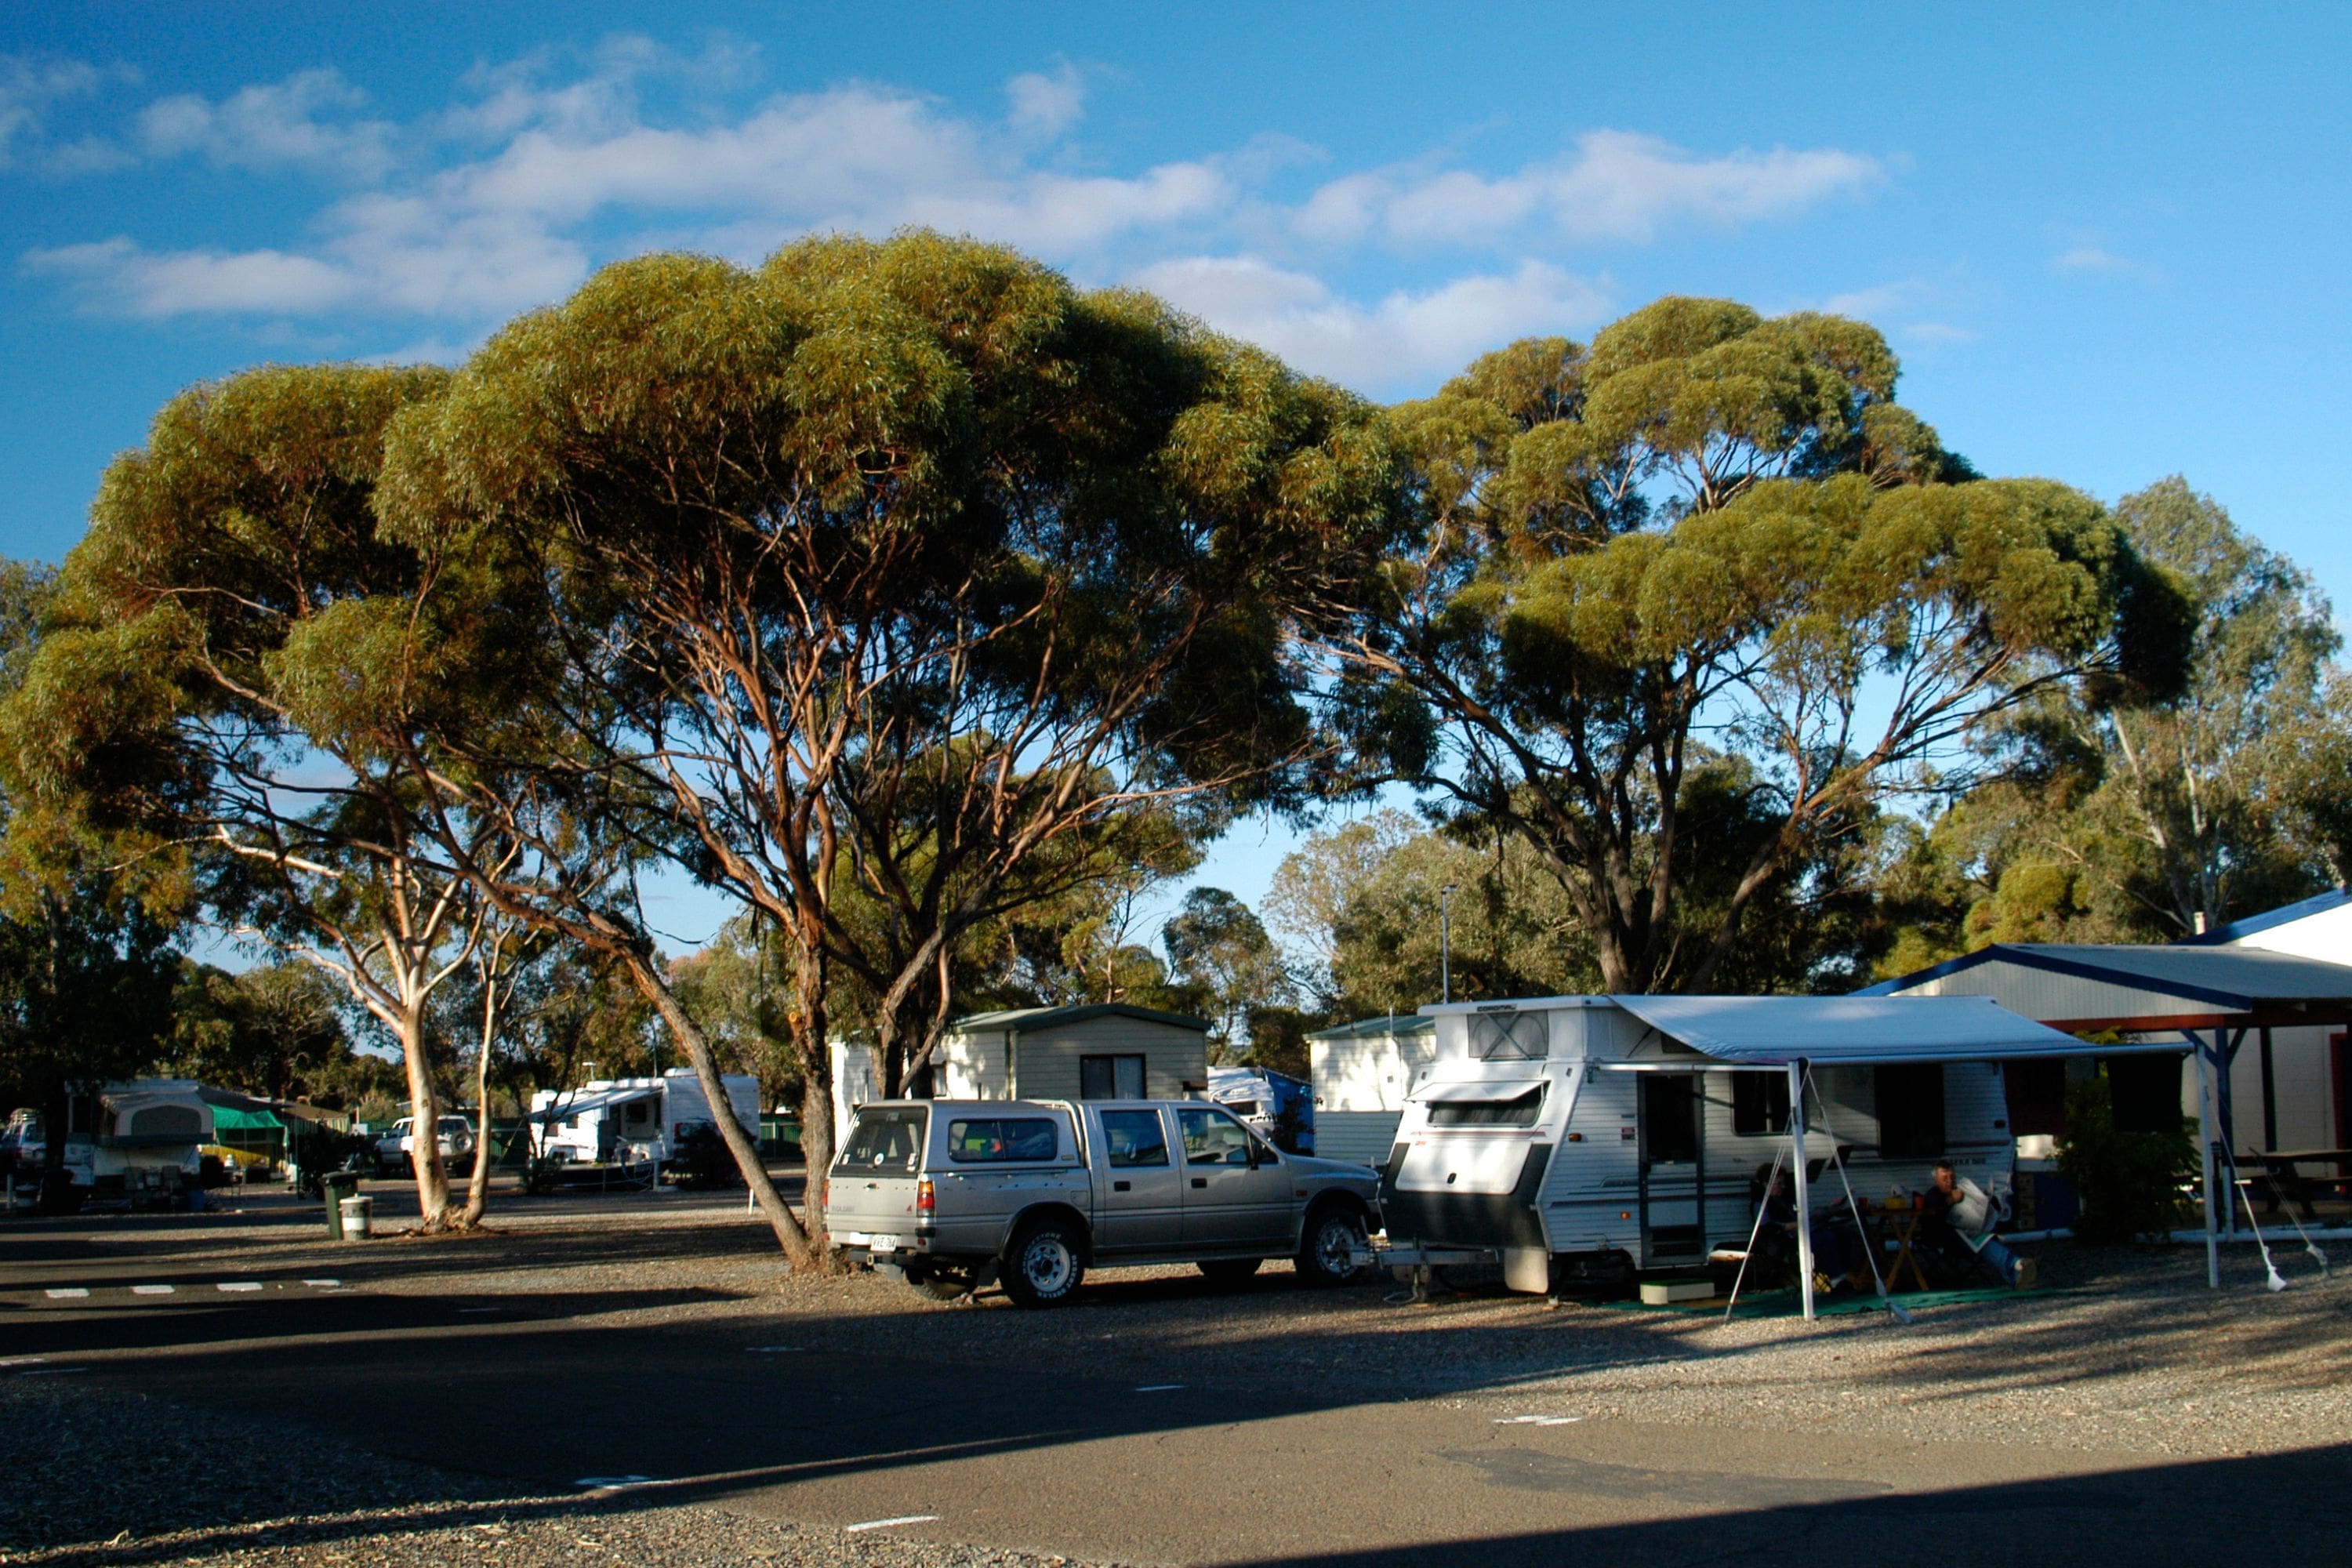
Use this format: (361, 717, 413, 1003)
(868, 1234, 900, 1254)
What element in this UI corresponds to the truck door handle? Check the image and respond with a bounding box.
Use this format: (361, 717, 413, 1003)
(1192, 1178, 1208, 1189)
(1113, 1180, 1131, 1192)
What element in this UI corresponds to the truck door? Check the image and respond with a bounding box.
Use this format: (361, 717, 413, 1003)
(1638, 1072, 1704, 1266)
(1087, 1106, 1185, 1255)
(1176, 1104, 1293, 1250)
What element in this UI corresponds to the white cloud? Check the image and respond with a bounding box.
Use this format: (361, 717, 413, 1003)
(1131, 254, 1610, 391)
(2051, 244, 2155, 281)
(1301, 129, 1882, 249)
(1006, 62, 1084, 137)
(25, 236, 357, 315)
(136, 67, 397, 180)
(0, 53, 119, 171)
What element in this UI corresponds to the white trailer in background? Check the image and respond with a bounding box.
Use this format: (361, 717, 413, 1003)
(1379, 993, 2183, 1313)
(1307, 1014, 1436, 1165)
(530, 1069, 759, 1169)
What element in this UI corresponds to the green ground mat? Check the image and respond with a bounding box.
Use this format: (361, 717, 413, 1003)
(1597, 1284, 2045, 1318)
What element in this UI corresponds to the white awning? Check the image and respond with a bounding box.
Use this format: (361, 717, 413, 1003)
(532, 1087, 659, 1122)
(1606, 993, 2181, 1065)
(1406, 1078, 1548, 1104)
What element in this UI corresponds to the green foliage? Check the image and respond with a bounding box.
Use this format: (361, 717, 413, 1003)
(161, 960, 397, 1106)
(2056, 1074, 2198, 1245)
(1162, 887, 1291, 1058)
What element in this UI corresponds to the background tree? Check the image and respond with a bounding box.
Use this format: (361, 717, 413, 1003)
(1327, 303, 2190, 993)
(1162, 886, 1292, 1058)
(379, 232, 1402, 1247)
(165, 960, 354, 1103)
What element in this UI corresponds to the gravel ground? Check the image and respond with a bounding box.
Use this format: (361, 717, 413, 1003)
(9, 1192, 2350, 1565)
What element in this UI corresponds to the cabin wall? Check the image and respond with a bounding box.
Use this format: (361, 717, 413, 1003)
(934, 1030, 1015, 1100)
(1310, 1030, 1435, 1112)
(1007, 1018, 1207, 1102)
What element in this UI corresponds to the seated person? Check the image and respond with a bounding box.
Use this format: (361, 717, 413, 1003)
(1750, 1163, 1859, 1291)
(1917, 1161, 2037, 1289)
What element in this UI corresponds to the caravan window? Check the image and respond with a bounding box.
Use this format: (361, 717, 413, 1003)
(1428, 1084, 1546, 1127)
(841, 1107, 927, 1171)
(946, 1117, 1062, 1163)
(1731, 1072, 1791, 1136)
(1469, 1011, 1548, 1061)
(1875, 1063, 1947, 1158)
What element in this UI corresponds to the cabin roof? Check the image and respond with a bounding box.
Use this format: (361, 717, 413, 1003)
(1853, 941, 2352, 1016)
(949, 1002, 1212, 1034)
(2176, 887, 2352, 946)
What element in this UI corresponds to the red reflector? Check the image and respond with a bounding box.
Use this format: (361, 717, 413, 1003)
(916, 1178, 935, 1213)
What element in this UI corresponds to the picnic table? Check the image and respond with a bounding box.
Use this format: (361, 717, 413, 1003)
(2234, 1149, 2352, 1221)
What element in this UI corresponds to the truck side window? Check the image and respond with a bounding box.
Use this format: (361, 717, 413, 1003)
(1098, 1110, 1169, 1167)
(946, 1117, 1062, 1163)
(1178, 1106, 1256, 1166)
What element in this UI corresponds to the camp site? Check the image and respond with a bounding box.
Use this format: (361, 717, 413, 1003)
(4, 9, 2350, 1565)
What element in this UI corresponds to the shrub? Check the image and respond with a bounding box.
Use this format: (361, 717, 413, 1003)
(2056, 1074, 2198, 1244)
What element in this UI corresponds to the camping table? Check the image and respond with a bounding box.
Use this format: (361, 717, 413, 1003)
(1875, 1206, 1931, 1292)
(2237, 1149, 2352, 1221)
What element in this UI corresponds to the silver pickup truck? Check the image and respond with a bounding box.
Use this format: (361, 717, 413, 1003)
(826, 1098, 1382, 1307)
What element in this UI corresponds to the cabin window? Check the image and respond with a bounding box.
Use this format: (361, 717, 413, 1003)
(1469, 1011, 1548, 1060)
(946, 1117, 1062, 1163)
(1080, 1054, 1146, 1099)
(2107, 1054, 2183, 1134)
(1098, 1109, 1170, 1167)
(1875, 1063, 1947, 1158)
(1731, 1072, 1790, 1136)
(1640, 1074, 1699, 1163)
(2005, 1060, 2067, 1138)
(1428, 1084, 1546, 1127)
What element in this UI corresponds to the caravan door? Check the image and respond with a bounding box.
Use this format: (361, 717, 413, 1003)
(1636, 1072, 1706, 1267)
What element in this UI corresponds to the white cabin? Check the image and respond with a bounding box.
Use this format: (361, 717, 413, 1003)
(1307, 1014, 1436, 1165)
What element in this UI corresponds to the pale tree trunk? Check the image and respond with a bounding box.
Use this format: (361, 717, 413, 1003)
(625, 952, 822, 1269)
(459, 982, 498, 1227)
(396, 1004, 452, 1229)
(791, 939, 834, 1248)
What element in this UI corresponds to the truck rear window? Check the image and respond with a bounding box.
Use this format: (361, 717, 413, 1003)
(841, 1107, 927, 1171)
(1428, 1085, 1546, 1127)
(946, 1117, 1060, 1163)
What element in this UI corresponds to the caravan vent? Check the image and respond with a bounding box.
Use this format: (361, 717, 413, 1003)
(1469, 1011, 1548, 1061)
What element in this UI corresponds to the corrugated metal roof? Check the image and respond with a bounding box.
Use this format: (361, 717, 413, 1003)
(1305, 1014, 1437, 1041)
(1857, 942, 2352, 1011)
(950, 1002, 1212, 1033)
(1608, 994, 2162, 1065)
(2178, 888, 2352, 946)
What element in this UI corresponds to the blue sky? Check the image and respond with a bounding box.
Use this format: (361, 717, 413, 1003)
(4, 3, 2347, 949)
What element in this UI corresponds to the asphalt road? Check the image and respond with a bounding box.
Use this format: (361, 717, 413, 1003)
(7, 1209, 2349, 1566)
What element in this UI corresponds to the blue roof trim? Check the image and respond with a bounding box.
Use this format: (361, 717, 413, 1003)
(1860, 943, 2275, 1012)
(2177, 887, 2352, 946)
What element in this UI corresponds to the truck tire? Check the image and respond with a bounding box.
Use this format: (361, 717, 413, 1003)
(1294, 1203, 1371, 1288)
(1001, 1218, 1087, 1308)
(1197, 1258, 1262, 1284)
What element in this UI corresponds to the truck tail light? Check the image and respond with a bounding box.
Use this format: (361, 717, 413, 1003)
(916, 1177, 935, 1214)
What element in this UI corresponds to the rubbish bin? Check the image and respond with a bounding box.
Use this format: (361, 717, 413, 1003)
(321, 1171, 359, 1239)
(338, 1195, 374, 1239)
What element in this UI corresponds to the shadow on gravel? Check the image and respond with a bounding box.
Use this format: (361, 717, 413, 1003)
(1235, 1443, 2352, 1568)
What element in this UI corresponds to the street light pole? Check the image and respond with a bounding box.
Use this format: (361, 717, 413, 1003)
(1439, 884, 1459, 1004)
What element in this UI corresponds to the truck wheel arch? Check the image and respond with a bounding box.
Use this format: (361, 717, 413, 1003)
(1005, 1201, 1093, 1261)
(1298, 1190, 1372, 1247)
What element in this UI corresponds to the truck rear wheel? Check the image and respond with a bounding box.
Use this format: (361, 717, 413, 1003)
(1001, 1218, 1086, 1308)
(1295, 1204, 1371, 1287)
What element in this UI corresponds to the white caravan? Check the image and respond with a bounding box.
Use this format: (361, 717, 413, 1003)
(1378, 993, 2168, 1294)
(529, 1069, 759, 1168)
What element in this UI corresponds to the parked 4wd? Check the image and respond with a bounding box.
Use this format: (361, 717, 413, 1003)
(827, 1099, 1381, 1307)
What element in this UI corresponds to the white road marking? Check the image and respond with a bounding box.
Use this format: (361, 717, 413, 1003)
(0, 1357, 48, 1367)
(457, 1306, 502, 1313)
(1134, 1384, 1185, 1392)
(216, 1282, 263, 1292)
(131, 1284, 175, 1295)
(19, 1367, 88, 1376)
(302, 1279, 342, 1288)
(45, 1288, 89, 1299)
(844, 1515, 939, 1533)
(1493, 1415, 1583, 1425)
(574, 1476, 654, 1492)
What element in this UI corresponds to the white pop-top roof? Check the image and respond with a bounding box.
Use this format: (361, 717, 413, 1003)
(1606, 993, 2157, 1065)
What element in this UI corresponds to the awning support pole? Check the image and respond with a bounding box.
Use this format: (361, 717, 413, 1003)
(2197, 1028, 2220, 1289)
(1790, 1060, 1815, 1321)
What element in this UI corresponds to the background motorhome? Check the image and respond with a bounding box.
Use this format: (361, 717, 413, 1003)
(1207, 1064, 1315, 1152)
(530, 1070, 760, 1169)
(1307, 1014, 1436, 1165)
(829, 1004, 1211, 1147)
(1384, 994, 2157, 1294)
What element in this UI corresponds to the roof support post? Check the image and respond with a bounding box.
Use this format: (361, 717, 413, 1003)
(2196, 1028, 2220, 1289)
(1790, 1059, 1815, 1322)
